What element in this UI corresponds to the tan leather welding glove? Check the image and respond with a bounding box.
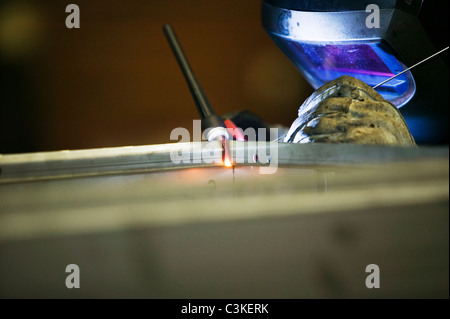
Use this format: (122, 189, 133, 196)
(283, 75, 416, 146)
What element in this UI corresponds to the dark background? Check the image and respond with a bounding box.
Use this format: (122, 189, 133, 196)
(0, 0, 448, 154)
(0, 0, 313, 153)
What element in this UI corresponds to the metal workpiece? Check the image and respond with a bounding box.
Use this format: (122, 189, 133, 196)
(0, 146, 448, 298)
(0, 133, 448, 299)
(0, 142, 220, 183)
(0, 142, 448, 183)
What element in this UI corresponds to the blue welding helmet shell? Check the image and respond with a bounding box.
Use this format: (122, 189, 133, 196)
(262, 0, 432, 108)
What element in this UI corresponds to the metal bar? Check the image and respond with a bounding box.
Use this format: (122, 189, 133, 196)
(0, 142, 448, 183)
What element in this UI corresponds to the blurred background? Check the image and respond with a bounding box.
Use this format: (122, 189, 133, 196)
(0, 0, 448, 154)
(0, 0, 313, 153)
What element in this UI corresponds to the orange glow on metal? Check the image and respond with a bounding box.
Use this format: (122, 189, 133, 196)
(223, 156, 232, 168)
(222, 138, 232, 168)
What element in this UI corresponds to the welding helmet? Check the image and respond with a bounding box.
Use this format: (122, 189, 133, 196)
(262, 0, 440, 108)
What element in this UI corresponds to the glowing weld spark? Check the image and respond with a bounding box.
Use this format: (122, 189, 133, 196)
(223, 156, 232, 168)
(222, 138, 233, 168)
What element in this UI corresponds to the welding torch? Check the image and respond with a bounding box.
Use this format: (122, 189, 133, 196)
(163, 24, 232, 167)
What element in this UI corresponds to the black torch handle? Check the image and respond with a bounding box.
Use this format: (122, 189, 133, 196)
(163, 24, 216, 119)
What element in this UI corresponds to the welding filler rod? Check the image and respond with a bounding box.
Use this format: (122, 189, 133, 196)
(373, 46, 449, 89)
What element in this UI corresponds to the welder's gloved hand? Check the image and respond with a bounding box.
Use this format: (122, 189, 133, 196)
(283, 76, 416, 146)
